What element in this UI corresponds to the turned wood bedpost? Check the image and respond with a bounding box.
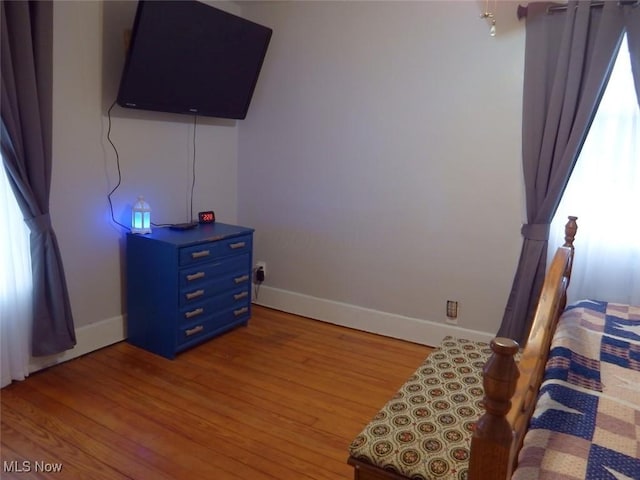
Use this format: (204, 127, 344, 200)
(560, 216, 578, 311)
(468, 216, 577, 480)
(563, 216, 578, 249)
(468, 337, 520, 480)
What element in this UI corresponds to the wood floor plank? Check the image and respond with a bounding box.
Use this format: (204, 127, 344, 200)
(70, 353, 337, 480)
(94, 352, 353, 477)
(1, 406, 128, 480)
(1, 384, 176, 480)
(38, 365, 276, 480)
(1, 306, 432, 479)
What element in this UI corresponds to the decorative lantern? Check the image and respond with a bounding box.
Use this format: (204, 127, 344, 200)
(131, 196, 151, 234)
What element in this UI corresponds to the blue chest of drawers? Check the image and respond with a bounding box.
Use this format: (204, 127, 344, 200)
(126, 222, 254, 359)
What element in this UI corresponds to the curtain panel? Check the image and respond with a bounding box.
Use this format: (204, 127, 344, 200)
(628, 7, 640, 105)
(498, 0, 640, 343)
(1, 0, 76, 356)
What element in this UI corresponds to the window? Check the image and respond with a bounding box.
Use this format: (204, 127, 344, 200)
(0, 154, 32, 386)
(549, 33, 640, 305)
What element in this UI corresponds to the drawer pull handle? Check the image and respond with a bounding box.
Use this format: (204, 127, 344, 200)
(234, 274, 250, 284)
(234, 306, 249, 316)
(185, 325, 204, 336)
(186, 272, 206, 281)
(186, 289, 205, 300)
(185, 307, 204, 319)
(191, 250, 211, 259)
(229, 242, 246, 249)
(233, 291, 249, 300)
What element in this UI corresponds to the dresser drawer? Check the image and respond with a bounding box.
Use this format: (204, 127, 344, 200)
(179, 254, 249, 289)
(180, 275, 251, 307)
(180, 270, 251, 306)
(178, 287, 250, 325)
(179, 234, 252, 267)
(177, 305, 251, 348)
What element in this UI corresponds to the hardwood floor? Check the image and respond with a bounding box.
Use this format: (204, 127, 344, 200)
(1, 306, 432, 480)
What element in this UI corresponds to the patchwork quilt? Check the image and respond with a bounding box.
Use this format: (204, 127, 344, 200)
(512, 300, 640, 480)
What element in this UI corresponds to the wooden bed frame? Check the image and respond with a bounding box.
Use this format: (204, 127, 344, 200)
(348, 216, 578, 480)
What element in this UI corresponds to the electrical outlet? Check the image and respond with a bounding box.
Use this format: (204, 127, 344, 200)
(256, 261, 266, 279)
(446, 300, 458, 325)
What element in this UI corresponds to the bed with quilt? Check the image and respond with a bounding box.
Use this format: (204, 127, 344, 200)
(348, 216, 640, 480)
(511, 299, 640, 479)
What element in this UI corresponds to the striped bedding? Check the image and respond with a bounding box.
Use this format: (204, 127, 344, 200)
(512, 300, 640, 480)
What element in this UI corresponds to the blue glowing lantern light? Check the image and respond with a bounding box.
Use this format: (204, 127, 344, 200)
(131, 196, 151, 234)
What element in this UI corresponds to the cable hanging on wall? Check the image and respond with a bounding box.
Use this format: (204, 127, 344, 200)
(106, 100, 131, 231)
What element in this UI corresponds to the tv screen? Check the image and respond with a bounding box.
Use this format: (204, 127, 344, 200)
(117, 0, 272, 120)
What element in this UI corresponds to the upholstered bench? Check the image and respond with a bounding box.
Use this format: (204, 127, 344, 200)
(348, 337, 493, 480)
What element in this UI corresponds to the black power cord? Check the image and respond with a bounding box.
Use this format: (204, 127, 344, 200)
(190, 115, 197, 222)
(106, 102, 199, 230)
(106, 100, 130, 231)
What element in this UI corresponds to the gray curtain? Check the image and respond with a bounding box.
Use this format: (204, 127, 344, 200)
(629, 9, 640, 106)
(1, 0, 76, 356)
(498, 0, 640, 343)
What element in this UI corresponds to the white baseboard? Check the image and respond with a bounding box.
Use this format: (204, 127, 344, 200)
(25, 286, 496, 375)
(29, 314, 126, 374)
(252, 285, 494, 347)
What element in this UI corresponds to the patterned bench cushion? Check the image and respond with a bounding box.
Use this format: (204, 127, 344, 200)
(349, 336, 492, 480)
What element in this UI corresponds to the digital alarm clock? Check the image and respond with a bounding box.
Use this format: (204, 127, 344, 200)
(198, 210, 216, 224)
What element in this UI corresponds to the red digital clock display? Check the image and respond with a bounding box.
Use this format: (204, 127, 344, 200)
(198, 211, 215, 224)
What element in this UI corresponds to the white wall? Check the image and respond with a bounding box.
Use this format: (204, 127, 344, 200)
(238, 1, 526, 343)
(37, 0, 242, 367)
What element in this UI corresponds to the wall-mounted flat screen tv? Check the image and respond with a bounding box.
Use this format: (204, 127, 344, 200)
(117, 0, 272, 120)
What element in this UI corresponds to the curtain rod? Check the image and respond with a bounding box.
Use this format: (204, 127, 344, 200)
(517, 1, 638, 20)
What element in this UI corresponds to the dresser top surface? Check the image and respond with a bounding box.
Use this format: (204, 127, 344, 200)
(127, 222, 254, 247)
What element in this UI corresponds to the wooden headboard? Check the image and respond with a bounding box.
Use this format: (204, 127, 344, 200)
(468, 216, 578, 480)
